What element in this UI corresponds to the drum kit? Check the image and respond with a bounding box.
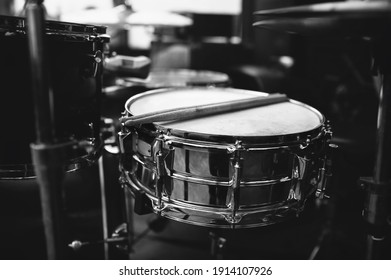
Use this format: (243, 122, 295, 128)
(0, 0, 389, 260)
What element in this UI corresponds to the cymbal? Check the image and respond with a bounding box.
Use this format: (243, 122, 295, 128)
(254, 16, 391, 37)
(60, 4, 132, 27)
(254, 1, 391, 18)
(253, 1, 391, 36)
(61, 5, 192, 30)
(125, 11, 193, 28)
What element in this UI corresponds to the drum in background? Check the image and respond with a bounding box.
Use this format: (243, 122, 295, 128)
(102, 69, 230, 126)
(0, 16, 109, 179)
(117, 69, 230, 89)
(0, 16, 110, 259)
(119, 87, 332, 228)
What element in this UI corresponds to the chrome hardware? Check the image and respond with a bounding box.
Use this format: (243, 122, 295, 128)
(294, 155, 308, 181)
(119, 89, 331, 228)
(154, 133, 166, 211)
(101, 118, 119, 154)
(316, 143, 337, 199)
(226, 141, 244, 225)
(165, 134, 235, 152)
(136, 139, 152, 157)
(68, 236, 127, 251)
(92, 50, 103, 63)
(88, 50, 103, 77)
(300, 135, 312, 150)
(118, 130, 131, 155)
(209, 232, 227, 259)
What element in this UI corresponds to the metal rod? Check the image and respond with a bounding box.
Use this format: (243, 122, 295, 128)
(26, 1, 55, 144)
(364, 73, 391, 259)
(98, 157, 109, 260)
(27, 1, 66, 259)
(374, 74, 391, 184)
(124, 187, 135, 259)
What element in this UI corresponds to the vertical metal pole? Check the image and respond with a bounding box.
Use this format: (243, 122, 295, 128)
(240, 0, 255, 46)
(98, 157, 109, 259)
(124, 187, 135, 259)
(27, 1, 67, 259)
(26, 1, 54, 144)
(364, 73, 391, 259)
(374, 74, 391, 185)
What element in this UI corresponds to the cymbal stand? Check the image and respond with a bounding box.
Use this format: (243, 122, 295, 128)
(359, 36, 391, 259)
(209, 231, 227, 259)
(27, 0, 68, 259)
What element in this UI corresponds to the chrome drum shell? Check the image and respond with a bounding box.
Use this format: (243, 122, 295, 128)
(120, 87, 331, 228)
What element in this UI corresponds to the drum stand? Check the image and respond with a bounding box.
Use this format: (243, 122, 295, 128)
(359, 36, 391, 259)
(209, 231, 227, 259)
(26, 0, 69, 259)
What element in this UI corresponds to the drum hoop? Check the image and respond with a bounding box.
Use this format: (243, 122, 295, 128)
(0, 15, 109, 42)
(0, 140, 103, 180)
(124, 87, 326, 145)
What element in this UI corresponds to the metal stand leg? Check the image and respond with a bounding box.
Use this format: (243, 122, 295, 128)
(209, 231, 227, 259)
(123, 186, 135, 259)
(360, 72, 391, 259)
(98, 157, 109, 260)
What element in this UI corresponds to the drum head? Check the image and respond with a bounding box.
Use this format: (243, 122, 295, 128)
(125, 87, 324, 138)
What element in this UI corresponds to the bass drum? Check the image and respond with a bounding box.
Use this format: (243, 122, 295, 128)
(119, 87, 332, 228)
(0, 16, 109, 179)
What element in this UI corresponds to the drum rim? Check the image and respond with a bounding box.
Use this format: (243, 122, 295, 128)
(124, 87, 326, 144)
(0, 15, 109, 41)
(0, 150, 102, 180)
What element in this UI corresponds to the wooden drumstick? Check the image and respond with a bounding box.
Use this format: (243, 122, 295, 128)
(121, 93, 288, 127)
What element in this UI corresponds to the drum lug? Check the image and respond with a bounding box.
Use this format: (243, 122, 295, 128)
(316, 143, 337, 199)
(226, 140, 244, 225)
(153, 133, 171, 212)
(325, 120, 333, 138)
(118, 130, 132, 155)
(87, 50, 103, 77)
(101, 118, 118, 151)
(300, 135, 312, 150)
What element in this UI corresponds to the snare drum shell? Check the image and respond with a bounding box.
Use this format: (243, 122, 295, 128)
(120, 88, 330, 228)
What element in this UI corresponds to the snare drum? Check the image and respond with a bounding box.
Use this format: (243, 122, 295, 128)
(119, 87, 331, 228)
(0, 16, 109, 178)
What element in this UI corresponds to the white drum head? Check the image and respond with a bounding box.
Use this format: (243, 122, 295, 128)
(126, 88, 324, 137)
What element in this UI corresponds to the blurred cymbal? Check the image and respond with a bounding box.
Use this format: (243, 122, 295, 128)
(254, 16, 391, 37)
(254, 1, 391, 18)
(61, 5, 192, 29)
(61, 4, 132, 27)
(125, 11, 193, 28)
(253, 1, 391, 36)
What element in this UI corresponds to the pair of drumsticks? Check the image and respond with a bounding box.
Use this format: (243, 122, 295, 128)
(121, 93, 288, 126)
